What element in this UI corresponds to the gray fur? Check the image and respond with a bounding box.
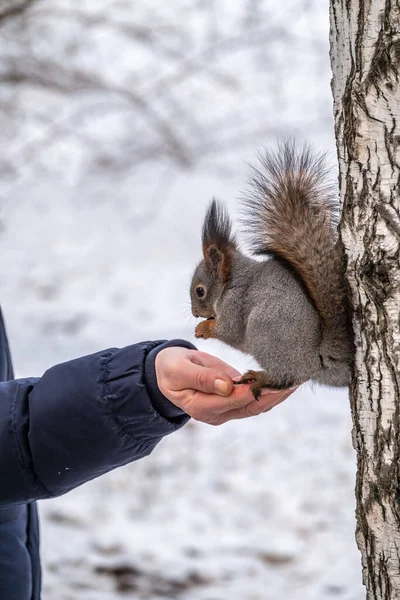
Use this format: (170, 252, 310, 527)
(191, 250, 352, 388)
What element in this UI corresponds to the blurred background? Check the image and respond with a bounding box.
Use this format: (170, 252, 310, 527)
(0, 1, 363, 598)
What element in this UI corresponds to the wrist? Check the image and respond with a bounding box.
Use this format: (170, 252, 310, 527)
(144, 340, 196, 421)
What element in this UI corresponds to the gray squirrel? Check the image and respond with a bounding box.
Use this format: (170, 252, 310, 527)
(190, 140, 354, 399)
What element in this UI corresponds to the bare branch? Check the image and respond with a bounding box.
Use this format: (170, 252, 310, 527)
(0, 64, 192, 167)
(0, 0, 40, 24)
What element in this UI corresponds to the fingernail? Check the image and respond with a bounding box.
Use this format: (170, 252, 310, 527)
(215, 379, 228, 395)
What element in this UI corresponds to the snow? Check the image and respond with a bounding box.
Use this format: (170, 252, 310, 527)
(0, 0, 365, 598)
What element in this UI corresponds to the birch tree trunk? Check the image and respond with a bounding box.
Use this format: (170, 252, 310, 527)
(330, 1, 400, 598)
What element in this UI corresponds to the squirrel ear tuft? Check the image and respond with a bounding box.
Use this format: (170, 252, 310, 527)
(202, 199, 234, 254)
(202, 199, 236, 280)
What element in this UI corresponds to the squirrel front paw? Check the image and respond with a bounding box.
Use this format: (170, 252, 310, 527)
(195, 318, 217, 339)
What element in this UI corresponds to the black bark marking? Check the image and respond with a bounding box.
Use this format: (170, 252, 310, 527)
(377, 204, 400, 240)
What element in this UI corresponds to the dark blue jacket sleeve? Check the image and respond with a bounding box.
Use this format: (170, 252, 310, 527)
(0, 340, 193, 507)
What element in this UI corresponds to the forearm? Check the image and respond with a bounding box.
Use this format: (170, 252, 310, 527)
(0, 340, 193, 507)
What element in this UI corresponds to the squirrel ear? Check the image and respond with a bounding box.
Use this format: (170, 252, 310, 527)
(204, 244, 232, 281)
(202, 199, 236, 281)
(206, 245, 224, 270)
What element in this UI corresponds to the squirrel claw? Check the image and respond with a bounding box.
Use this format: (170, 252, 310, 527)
(233, 370, 279, 401)
(233, 370, 259, 385)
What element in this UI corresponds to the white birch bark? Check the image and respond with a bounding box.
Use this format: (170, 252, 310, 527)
(330, 1, 400, 598)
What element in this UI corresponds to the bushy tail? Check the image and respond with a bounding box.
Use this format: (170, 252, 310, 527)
(242, 139, 349, 334)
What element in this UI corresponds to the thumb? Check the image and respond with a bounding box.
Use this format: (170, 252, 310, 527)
(181, 360, 233, 396)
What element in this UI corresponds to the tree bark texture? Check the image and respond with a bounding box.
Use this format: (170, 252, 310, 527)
(330, 1, 400, 598)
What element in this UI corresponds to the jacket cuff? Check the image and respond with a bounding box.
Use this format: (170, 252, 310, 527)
(144, 339, 197, 421)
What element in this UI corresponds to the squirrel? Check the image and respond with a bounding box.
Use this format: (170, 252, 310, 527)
(190, 139, 354, 399)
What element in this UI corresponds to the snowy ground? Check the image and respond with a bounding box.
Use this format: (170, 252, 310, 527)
(0, 0, 365, 598)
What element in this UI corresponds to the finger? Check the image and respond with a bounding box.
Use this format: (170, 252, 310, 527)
(212, 389, 293, 425)
(189, 351, 241, 380)
(211, 402, 276, 425)
(176, 383, 261, 420)
(175, 359, 234, 396)
(257, 387, 295, 409)
(259, 386, 299, 397)
(183, 381, 294, 419)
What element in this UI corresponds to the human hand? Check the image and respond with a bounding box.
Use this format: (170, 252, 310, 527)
(155, 347, 298, 426)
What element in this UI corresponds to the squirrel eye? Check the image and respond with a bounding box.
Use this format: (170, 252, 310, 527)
(196, 286, 206, 298)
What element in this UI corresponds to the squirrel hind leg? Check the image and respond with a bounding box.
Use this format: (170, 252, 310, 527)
(234, 370, 296, 400)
